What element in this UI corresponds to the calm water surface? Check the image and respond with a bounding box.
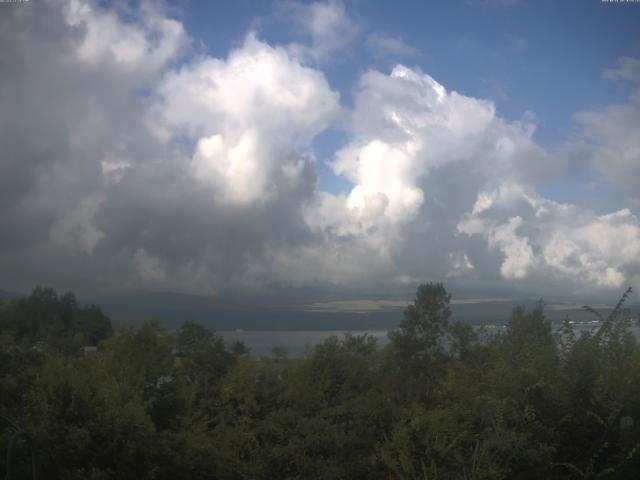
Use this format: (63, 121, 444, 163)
(219, 322, 640, 357)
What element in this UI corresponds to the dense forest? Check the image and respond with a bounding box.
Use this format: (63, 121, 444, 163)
(1, 284, 640, 479)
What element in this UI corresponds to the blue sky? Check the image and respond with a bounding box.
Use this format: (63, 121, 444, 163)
(2, 0, 640, 301)
(183, 0, 640, 207)
(184, 0, 638, 131)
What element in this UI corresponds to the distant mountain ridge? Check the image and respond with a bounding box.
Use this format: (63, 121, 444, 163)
(3, 288, 636, 332)
(88, 291, 634, 332)
(87, 291, 406, 331)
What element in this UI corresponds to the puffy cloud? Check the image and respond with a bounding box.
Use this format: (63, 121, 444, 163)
(333, 139, 424, 223)
(273, 65, 552, 289)
(155, 34, 339, 139)
(459, 184, 640, 289)
(284, 0, 359, 63)
(1, 0, 638, 301)
(63, 0, 187, 72)
(327, 64, 542, 232)
(340, 64, 548, 193)
(486, 216, 536, 280)
(300, 61, 640, 294)
(97, 32, 343, 290)
(154, 34, 340, 203)
(331, 65, 496, 226)
(0, 0, 186, 290)
(447, 252, 475, 278)
(0, 0, 343, 294)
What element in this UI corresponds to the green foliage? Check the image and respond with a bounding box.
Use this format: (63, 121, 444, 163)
(389, 282, 452, 363)
(24, 354, 156, 479)
(2, 284, 640, 479)
(0, 287, 112, 350)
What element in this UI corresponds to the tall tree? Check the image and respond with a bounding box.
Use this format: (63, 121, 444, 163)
(388, 282, 451, 366)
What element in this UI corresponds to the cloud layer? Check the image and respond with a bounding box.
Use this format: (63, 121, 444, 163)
(1, 0, 638, 300)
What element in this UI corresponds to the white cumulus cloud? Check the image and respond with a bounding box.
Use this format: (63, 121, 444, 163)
(459, 184, 640, 289)
(1, 0, 638, 301)
(284, 0, 359, 63)
(155, 34, 341, 204)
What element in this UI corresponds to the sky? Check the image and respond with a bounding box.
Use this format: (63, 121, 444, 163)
(1, 0, 640, 303)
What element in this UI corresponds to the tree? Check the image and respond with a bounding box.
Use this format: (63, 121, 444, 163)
(448, 320, 477, 360)
(0, 287, 113, 348)
(175, 321, 235, 403)
(388, 282, 451, 366)
(24, 354, 157, 479)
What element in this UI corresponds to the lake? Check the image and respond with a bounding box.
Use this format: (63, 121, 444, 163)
(219, 321, 640, 357)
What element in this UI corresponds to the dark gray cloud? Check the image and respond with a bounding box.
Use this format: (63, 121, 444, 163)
(1, 0, 639, 302)
(0, 1, 335, 295)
